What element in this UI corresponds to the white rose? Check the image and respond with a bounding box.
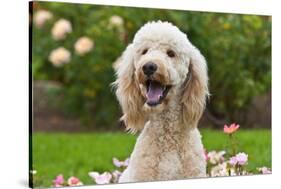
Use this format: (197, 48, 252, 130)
(210, 162, 228, 177)
(74, 36, 94, 56)
(51, 19, 72, 40)
(48, 47, 71, 67)
(109, 15, 124, 27)
(208, 150, 225, 164)
(34, 10, 53, 28)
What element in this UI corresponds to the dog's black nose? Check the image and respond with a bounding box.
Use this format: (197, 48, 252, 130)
(142, 62, 157, 76)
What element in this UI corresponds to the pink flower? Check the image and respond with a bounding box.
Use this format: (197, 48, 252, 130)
(257, 167, 272, 174)
(229, 152, 248, 166)
(228, 156, 238, 166)
(124, 158, 130, 166)
(67, 176, 83, 186)
(48, 47, 71, 67)
(53, 174, 64, 187)
(51, 19, 72, 40)
(74, 36, 94, 56)
(204, 149, 210, 161)
(34, 10, 53, 28)
(224, 123, 240, 134)
(89, 171, 112, 184)
(113, 157, 130, 167)
(235, 152, 248, 165)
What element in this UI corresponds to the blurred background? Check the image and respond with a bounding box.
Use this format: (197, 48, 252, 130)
(31, 1, 271, 187)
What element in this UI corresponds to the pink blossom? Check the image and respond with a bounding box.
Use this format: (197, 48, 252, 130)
(89, 171, 112, 184)
(257, 167, 272, 174)
(228, 156, 238, 166)
(48, 47, 71, 67)
(51, 19, 72, 40)
(204, 149, 210, 161)
(124, 158, 130, 166)
(229, 153, 248, 166)
(113, 157, 130, 167)
(34, 10, 53, 28)
(53, 174, 64, 187)
(74, 36, 94, 56)
(235, 152, 248, 165)
(223, 123, 240, 134)
(67, 176, 83, 186)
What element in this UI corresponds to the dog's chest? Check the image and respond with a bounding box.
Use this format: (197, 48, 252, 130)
(157, 150, 183, 179)
(124, 123, 206, 182)
(136, 127, 189, 179)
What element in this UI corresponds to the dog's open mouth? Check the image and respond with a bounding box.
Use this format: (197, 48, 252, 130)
(145, 80, 172, 106)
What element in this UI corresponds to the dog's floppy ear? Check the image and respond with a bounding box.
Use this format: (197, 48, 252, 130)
(113, 44, 146, 133)
(181, 47, 209, 127)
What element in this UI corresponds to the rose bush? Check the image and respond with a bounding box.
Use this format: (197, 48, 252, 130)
(32, 2, 271, 129)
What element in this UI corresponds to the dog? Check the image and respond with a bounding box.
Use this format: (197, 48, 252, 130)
(113, 21, 209, 182)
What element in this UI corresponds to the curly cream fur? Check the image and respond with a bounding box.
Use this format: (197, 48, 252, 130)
(113, 21, 209, 182)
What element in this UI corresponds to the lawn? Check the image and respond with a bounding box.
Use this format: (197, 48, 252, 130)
(32, 129, 271, 187)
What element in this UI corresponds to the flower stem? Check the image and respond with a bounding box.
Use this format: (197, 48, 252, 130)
(229, 134, 237, 156)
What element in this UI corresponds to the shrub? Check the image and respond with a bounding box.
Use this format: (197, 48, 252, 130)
(32, 2, 271, 128)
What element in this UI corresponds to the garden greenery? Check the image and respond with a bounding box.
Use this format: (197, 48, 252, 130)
(32, 2, 271, 128)
(30, 123, 271, 187)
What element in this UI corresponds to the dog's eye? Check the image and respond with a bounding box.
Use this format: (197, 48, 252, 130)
(167, 50, 176, 58)
(142, 49, 148, 55)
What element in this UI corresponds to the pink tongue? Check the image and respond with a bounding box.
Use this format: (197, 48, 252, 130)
(146, 81, 164, 105)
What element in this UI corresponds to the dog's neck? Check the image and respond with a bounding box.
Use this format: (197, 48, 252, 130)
(146, 100, 191, 134)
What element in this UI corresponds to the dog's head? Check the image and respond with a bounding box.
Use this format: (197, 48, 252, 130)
(113, 21, 209, 132)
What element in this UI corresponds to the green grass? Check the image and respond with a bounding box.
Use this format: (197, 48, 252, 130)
(32, 129, 271, 187)
(201, 129, 272, 171)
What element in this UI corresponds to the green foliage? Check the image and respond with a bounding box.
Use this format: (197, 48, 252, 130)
(32, 129, 271, 187)
(32, 2, 271, 128)
(33, 132, 136, 187)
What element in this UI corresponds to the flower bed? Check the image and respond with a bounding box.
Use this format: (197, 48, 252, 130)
(30, 123, 271, 187)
